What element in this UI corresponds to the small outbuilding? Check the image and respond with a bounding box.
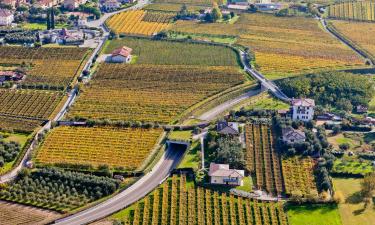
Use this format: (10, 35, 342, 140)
(217, 121, 239, 135)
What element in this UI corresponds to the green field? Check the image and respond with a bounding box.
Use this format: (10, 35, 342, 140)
(287, 204, 342, 225)
(168, 130, 192, 142)
(104, 37, 239, 66)
(178, 141, 200, 170)
(333, 178, 375, 225)
(333, 157, 373, 176)
(234, 93, 290, 111)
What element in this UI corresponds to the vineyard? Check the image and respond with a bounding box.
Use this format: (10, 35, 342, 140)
(144, 3, 204, 12)
(245, 123, 284, 196)
(0, 46, 90, 88)
(153, 0, 224, 5)
(0, 89, 64, 120)
(171, 13, 363, 79)
(282, 157, 318, 197)
(35, 126, 162, 170)
(107, 10, 171, 36)
(142, 11, 175, 23)
(67, 64, 244, 123)
(330, 20, 375, 62)
(0, 116, 42, 133)
(328, 1, 375, 21)
(104, 37, 239, 66)
(116, 175, 289, 225)
(0, 201, 60, 225)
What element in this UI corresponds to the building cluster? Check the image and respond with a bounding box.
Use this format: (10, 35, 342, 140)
(100, 0, 134, 11)
(38, 28, 99, 45)
(226, 0, 282, 11)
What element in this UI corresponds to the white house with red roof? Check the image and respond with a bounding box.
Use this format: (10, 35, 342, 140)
(110, 46, 132, 63)
(291, 98, 315, 121)
(208, 163, 244, 186)
(0, 9, 13, 26)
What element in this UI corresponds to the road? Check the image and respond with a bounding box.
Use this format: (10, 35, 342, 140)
(319, 17, 373, 66)
(240, 51, 290, 102)
(198, 88, 263, 121)
(54, 146, 185, 225)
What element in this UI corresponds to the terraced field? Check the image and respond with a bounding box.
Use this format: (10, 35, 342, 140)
(67, 64, 245, 123)
(104, 37, 239, 66)
(171, 13, 363, 79)
(0, 46, 90, 88)
(35, 126, 163, 170)
(113, 175, 289, 224)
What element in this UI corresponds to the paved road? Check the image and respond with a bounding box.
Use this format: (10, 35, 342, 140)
(198, 88, 263, 121)
(239, 51, 290, 102)
(54, 146, 185, 225)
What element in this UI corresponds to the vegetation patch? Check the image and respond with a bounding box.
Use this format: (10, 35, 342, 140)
(35, 126, 163, 171)
(0, 168, 120, 212)
(67, 64, 244, 124)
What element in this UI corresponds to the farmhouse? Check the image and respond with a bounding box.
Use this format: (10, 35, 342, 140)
(291, 98, 315, 121)
(64, 0, 88, 10)
(103, 0, 121, 11)
(110, 46, 132, 63)
(217, 121, 239, 135)
(282, 127, 306, 144)
(209, 163, 244, 186)
(0, 9, 14, 26)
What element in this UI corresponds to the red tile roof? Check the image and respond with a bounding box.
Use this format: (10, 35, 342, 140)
(111, 46, 132, 57)
(291, 98, 315, 107)
(0, 9, 13, 17)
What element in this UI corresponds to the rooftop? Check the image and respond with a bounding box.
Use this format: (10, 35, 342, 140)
(208, 163, 244, 178)
(291, 98, 315, 107)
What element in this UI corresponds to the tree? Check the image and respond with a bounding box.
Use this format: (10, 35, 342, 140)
(46, 12, 51, 30)
(215, 136, 245, 169)
(361, 172, 375, 208)
(211, 4, 222, 22)
(339, 143, 350, 151)
(50, 7, 55, 29)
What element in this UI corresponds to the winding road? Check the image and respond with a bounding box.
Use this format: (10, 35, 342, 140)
(54, 146, 185, 225)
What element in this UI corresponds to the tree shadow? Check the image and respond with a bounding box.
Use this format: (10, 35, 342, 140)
(353, 208, 366, 215)
(345, 191, 363, 204)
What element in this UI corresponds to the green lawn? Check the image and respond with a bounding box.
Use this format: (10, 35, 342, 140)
(168, 130, 192, 142)
(1, 132, 29, 146)
(287, 204, 342, 225)
(235, 93, 290, 111)
(333, 178, 375, 225)
(21, 22, 70, 30)
(235, 176, 253, 192)
(178, 141, 200, 170)
(168, 32, 237, 45)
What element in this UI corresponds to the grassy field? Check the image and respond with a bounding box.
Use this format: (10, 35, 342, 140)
(144, 3, 204, 12)
(333, 178, 375, 225)
(67, 64, 245, 124)
(235, 93, 290, 111)
(168, 130, 192, 142)
(22, 22, 69, 30)
(330, 20, 375, 62)
(178, 141, 200, 170)
(35, 126, 163, 171)
(0, 132, 29, 146)
(104, 37, 239, 66)
(171, 13, 363, 79)
(287, 204, 342, 225)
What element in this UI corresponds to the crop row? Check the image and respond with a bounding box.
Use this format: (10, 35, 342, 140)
(67, 64, 244, 123)
(142, 11, 175, 23)
(35, 126, 163, 170)
(245, 123, 284, 196)
(0, 89, 64, 120)
(124, 175, 288, 225)
(0, 116, 42, 133)
(282, 157, 318, 196)
(0, 46, 88, 60)
(107, 10, 171, 36)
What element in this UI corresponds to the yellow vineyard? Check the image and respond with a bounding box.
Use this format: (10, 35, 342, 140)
(328, 1, 375, 21)
(107, 10, 171, 36)
(35, 126, 163, 170)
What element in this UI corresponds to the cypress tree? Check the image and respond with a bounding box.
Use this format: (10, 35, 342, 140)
(46, 11, 50, 30)
(51, 8, 55, 29)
